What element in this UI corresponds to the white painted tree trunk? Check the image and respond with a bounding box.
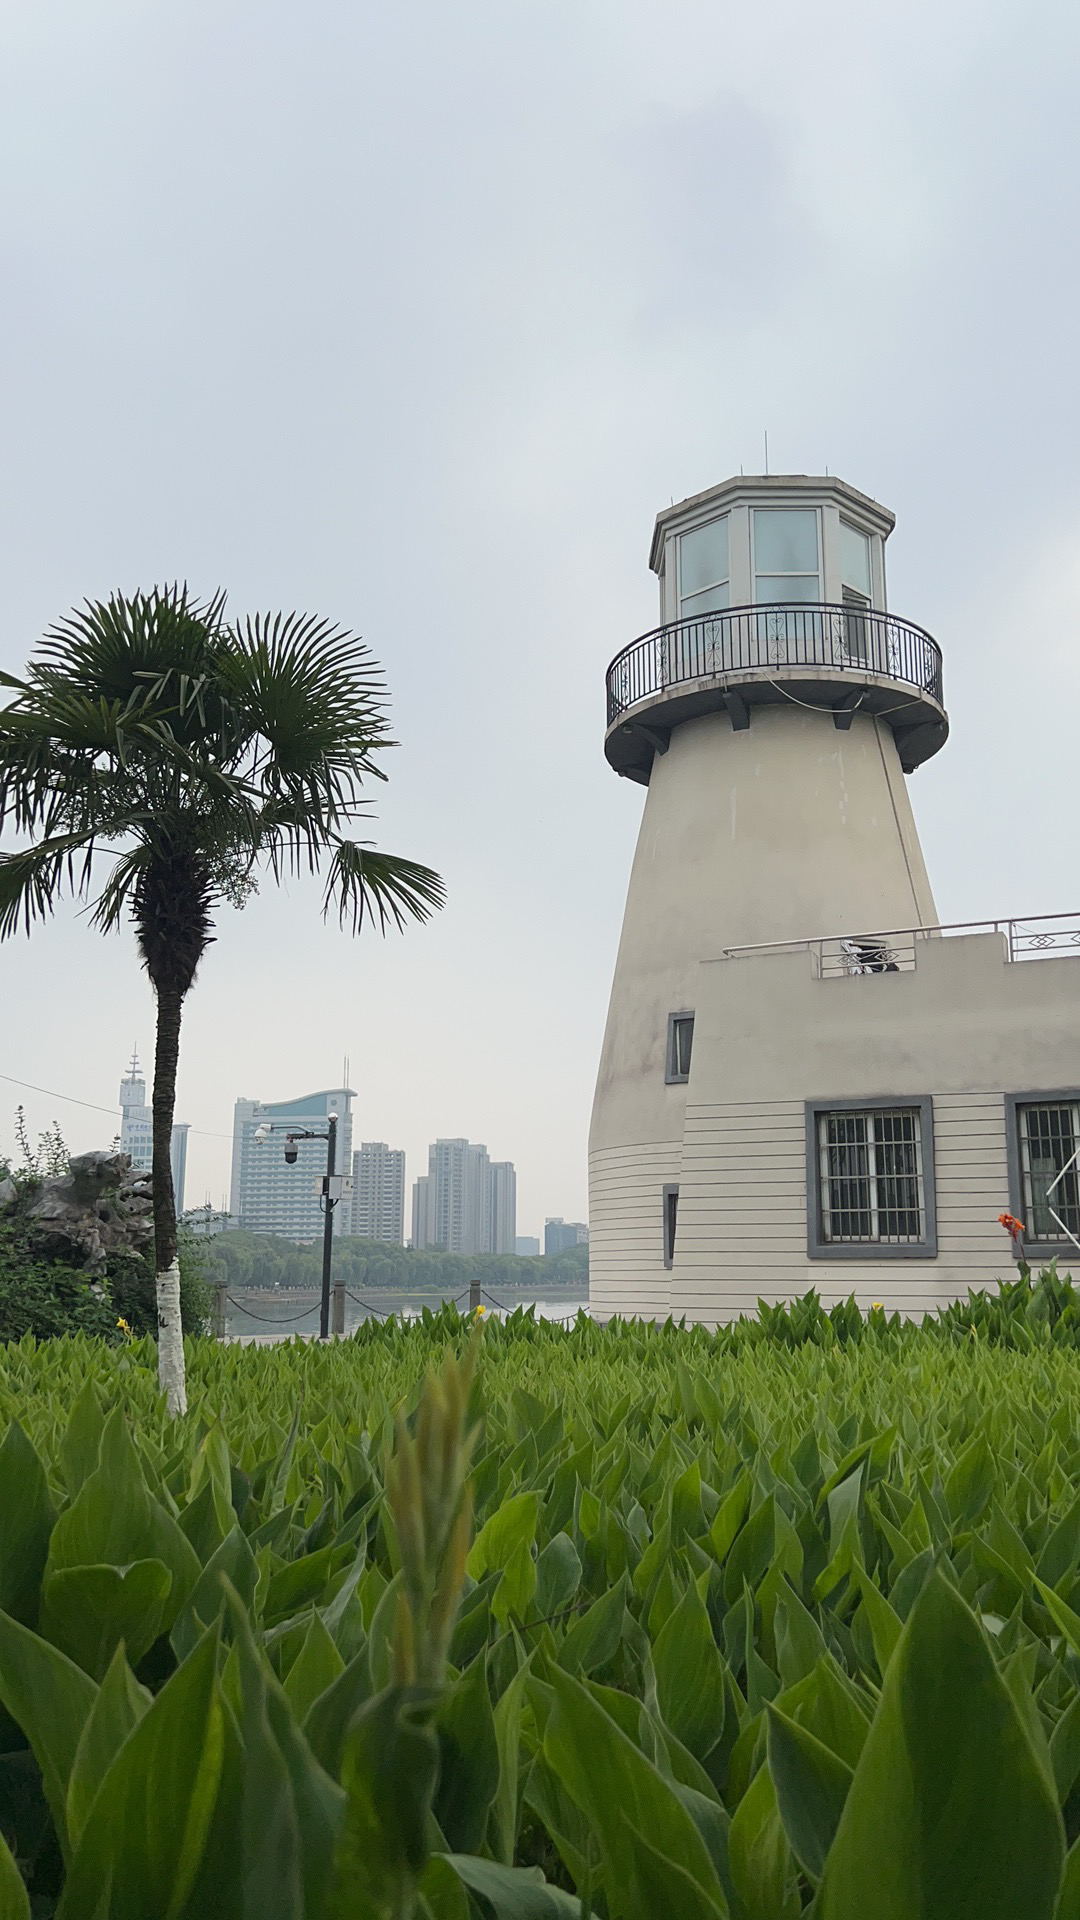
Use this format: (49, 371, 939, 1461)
(156, 1260, 187, 1416)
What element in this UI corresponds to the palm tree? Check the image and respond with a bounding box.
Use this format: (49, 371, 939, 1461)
(0, 587, 444, 1412)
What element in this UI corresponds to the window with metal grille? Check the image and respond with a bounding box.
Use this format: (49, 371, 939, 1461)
(1017, 1102, 1080, 1243)
(817, 1107, 925, 1245)
(666, 1013, 695, 1084)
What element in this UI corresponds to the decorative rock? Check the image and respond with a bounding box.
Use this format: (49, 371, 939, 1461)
(0, 1151, 155, 1272)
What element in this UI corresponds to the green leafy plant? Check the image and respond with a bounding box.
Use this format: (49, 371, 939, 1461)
(1, 1311, 1080, 1911)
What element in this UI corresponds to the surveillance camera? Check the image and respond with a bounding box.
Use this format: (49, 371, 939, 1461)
(284, 1141, 299, 1165)
(254, 1125, 270, 1146)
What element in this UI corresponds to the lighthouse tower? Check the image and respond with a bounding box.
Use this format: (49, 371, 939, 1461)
(590, 473, 952, 1319)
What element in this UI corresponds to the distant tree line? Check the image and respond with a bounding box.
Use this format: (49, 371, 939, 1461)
(210, 1232, 589, 1294)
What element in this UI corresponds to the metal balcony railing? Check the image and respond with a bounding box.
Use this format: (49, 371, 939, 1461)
(721, 914, 1080, 978)
(605, 602, 944, 726)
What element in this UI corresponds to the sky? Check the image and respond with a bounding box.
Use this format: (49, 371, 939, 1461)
(1, 0, 1079, 1237)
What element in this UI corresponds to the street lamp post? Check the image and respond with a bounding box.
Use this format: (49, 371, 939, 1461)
(254, 1116, 345, 1339)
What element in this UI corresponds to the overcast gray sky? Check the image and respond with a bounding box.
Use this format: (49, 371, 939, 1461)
(2, 0, 1078, 1236)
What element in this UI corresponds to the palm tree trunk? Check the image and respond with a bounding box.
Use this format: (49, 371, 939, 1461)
(152, 982, 186, 1415)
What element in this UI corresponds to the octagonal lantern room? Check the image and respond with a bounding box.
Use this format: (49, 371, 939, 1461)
(605, 473, 948, 784)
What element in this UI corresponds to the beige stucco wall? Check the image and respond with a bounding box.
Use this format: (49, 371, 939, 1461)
(655, 933, 1080, 1323)
(589, 699, 939, 1312)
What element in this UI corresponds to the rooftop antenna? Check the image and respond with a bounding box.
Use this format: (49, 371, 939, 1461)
(764, 430, 769, 475)
(127, 1044, 140, 1078)
(343, 1053, 350, 1091)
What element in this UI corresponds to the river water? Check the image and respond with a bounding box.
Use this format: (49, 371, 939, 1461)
(224, 1286, 591, 1342)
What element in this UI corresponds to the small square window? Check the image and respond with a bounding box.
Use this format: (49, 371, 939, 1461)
(666, 1013, 694, 1084)
(663, 1185, 679, 1268)
(806, 1098, 936, 1259)
(1008, 1097, 1080, 1249)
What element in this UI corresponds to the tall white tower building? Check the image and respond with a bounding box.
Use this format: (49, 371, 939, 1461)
(350, 1142, 406, 1243)
(487, 1161, 517, 1255)
(591, 474, 1080, 1323)
(410, 1140, 517, 1253)
(118, 1051, 189, 1212)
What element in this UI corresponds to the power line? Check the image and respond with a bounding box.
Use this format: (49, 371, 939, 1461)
(0, 1070, 232, 1139)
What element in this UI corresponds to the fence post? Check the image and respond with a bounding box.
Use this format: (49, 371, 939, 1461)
(332, 1279, 346, 1337)
(469, 1275, 481, 1315)
(213, 1281, 228, 1340)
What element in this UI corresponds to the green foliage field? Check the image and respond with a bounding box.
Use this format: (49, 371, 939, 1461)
(2, 1305, 1080, 1915)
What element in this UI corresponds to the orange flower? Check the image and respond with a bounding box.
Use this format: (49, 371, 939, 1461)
(997, 1212, 1025, 1236)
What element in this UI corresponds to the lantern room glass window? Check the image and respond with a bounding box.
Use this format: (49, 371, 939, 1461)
(840, 520, 872, 661)
(678, 518, 729, 619)
(753, 508, 820, 604)
(840, 520, 871, 601)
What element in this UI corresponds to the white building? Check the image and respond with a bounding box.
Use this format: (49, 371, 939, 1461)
(230, 1086, 353, 1240)
(487, 1161, 517, 1255)
(590, 472, 1080, 1322)
(411, 1139, 516, 1253)
(119, 1052, 189, 1212)
(350, 1141, 406, 1244)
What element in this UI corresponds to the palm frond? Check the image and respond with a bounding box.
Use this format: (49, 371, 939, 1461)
(37, 584, 227, 696)
(0, 834, 99, 937)
(321, 839, 446, 934)
(87, 846, 152, 936)
(221, 613, 395, 821)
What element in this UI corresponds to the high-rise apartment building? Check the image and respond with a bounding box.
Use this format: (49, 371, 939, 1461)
(119, 1053, 189, 1212)
(411, 1175, 431, 1250)
(230, 1087, 353, 1240)
(350, 1141, 405, 1244)
(410, 1139, 516, 1254)
(487, 1161, 517, 1255)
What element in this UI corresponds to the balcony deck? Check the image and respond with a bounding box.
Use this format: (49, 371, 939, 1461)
(604, 602, 948, 782)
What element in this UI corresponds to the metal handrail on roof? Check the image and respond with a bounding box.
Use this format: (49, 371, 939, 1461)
(721, 912, 1080, 977)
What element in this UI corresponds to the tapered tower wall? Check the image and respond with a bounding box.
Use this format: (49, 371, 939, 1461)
(589, 699, 938, 1316)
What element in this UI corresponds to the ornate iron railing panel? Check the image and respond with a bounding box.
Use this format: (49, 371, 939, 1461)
(606, 603, 944, 725)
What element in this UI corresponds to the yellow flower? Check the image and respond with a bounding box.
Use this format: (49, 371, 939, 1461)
(116, 1316, 132, 1337)
(872, 1301, 883, 1310)
(475, 1305, 486, 1317)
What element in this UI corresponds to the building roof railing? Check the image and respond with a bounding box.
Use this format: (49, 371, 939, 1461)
(721, 912, 1080, 978)
(604, 602, 947, 781)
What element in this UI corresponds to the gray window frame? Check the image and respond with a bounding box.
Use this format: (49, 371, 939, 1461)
(805, 1095, 937, 1260)
(663, 1184, 679, 1269)
(1005, 1090, 1080, 1261)
(665, 1011, 695, 1085)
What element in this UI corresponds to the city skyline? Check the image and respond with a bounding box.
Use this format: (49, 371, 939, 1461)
(6, 1055, 569, 1240)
